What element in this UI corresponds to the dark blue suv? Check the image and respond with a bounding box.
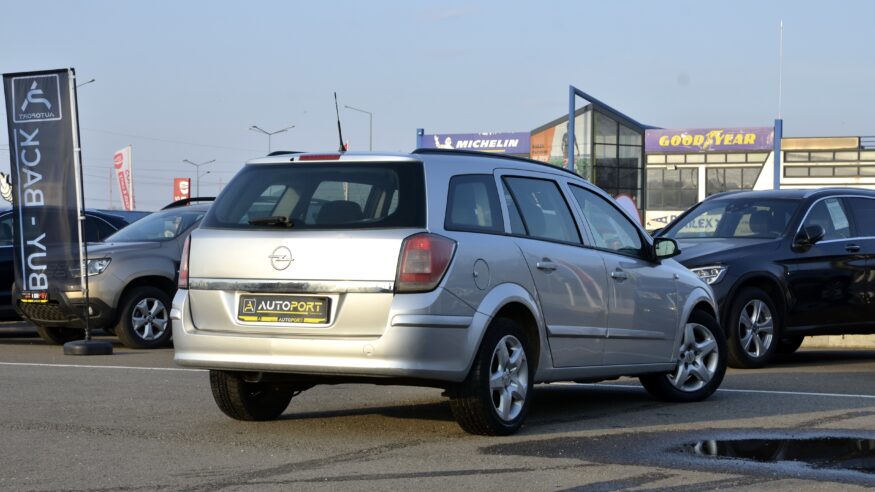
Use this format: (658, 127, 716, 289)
(659, 188, 875, 368)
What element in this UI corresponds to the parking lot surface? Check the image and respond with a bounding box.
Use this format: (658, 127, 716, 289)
(2, 321, 875, 491)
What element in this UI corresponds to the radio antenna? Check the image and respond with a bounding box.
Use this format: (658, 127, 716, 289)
(334, 92, 346, 152)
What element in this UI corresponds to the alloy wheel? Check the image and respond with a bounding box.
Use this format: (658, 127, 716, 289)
(489, 334, 528, 422)
(131, 297, 169, 341)
(667, 322, 719, 392)
(738, 299, 774, 358)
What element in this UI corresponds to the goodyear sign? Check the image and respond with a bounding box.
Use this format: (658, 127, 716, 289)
(645, 127, 774, 153)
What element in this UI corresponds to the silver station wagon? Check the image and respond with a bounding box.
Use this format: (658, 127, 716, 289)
(172, 149, 727, 435)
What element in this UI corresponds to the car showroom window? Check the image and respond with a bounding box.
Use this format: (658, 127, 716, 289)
(503, 176, 580, 244)
(802, 197, 852, 240)
(569, 185, 643, 256)
(445, 174, 504, 233)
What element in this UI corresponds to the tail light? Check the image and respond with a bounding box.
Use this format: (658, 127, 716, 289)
(178, 236, 191, 289)
(395, 233, 456, 293)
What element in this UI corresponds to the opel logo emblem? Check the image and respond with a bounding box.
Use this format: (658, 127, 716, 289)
(268, 246, 293, 271)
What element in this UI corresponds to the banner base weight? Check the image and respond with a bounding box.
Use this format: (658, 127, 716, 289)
(63, 339, 113, 356)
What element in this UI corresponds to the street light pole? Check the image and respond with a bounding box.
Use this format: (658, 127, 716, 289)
(249, 124, 295, 153)
(344, 105, 373, 151)
(76, 78, 96, 88)
(182, 159, 215, 198)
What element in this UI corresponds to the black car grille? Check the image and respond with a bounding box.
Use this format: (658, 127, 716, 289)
(18, 302, 70, 322)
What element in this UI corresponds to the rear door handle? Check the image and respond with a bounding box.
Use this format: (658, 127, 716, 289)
(610, 270, 628, 281)
(536, 259, 558, 272)
(846, 244, 861, 253)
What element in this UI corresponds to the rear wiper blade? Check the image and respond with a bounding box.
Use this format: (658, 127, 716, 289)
(248, 216, 294, 228)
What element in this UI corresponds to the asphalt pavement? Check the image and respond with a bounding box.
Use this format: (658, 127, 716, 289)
(1, 320, 875, 491)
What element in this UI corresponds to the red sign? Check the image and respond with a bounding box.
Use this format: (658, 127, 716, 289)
(173, 178, 191, 202)
(113, 146, 134, 210)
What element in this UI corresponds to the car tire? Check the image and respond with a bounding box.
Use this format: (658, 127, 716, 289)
(114, 286, 173, 349)
(726, 287, 780, 369)
(209, 370, 297, 421)
(448, 318, 533, 436)
(35, 324, 85, 345)
(776, 336, 805, 355)
(640, 310, 727, 402)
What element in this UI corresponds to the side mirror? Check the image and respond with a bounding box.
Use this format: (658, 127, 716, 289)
(654, 237, 681, 260)
(794, 224, 825, 249)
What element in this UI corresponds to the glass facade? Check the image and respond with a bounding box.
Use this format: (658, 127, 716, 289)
(593, 111, 643, 204)
(530, 106, 645, 207)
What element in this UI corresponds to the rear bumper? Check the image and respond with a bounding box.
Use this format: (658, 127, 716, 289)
(171, 288, 486, 384)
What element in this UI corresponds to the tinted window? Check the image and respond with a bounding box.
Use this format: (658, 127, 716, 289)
(503, 177, 580, 244)
(107, 209, 205, 242)
(445, 175, 503, 233)
(847, 197, 875, 237)
(570, 185, 643, 256)
(202, 163, 425, 230)
(85, 217, 118, 242)
(665, 199, 798, 239)
(802, 198, 851, 241)
(502, 184, 526, 235)
(0, 214, 12, 246)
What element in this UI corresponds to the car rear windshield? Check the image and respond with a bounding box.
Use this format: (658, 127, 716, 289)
(664, 198, 799, 239)
(201, 162, 426, 230)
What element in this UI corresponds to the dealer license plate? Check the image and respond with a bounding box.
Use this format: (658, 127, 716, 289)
(20, 291, 49, 304)
(237, 295, 330, 324)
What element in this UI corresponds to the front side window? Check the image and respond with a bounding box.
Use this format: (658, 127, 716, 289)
(570, 185, 643, 256)
(802, 198, 851, 241)
(445, 174, 503, 233)
(665, 199, 798, 240)
(503, 177, 580, 244)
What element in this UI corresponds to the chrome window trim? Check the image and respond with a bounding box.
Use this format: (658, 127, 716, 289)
(189, 278, 394, 294)
(794, 194, 875, 242)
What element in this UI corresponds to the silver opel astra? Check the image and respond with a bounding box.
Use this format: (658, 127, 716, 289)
(172, 149, 726, 435)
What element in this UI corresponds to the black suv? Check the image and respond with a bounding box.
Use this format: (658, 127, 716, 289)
(659, 188, 875, 368)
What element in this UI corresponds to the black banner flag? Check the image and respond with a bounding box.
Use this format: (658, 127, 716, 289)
(3, 68, 85, 303)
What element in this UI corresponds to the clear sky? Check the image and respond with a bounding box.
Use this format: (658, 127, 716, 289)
(2, 0, 874, 210)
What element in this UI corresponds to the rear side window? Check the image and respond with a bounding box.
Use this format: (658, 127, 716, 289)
(846, 197, 875, 237)
(202, 162, 425, 229)
(503, 177, 580, 244)
(445, 175, 503, 233)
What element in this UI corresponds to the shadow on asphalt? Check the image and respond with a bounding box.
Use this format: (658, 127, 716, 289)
(772, 349, 875, 368)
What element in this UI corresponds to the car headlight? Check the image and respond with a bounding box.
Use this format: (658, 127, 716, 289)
(85, 258, 111, 276)
(690, 265, 727, 285)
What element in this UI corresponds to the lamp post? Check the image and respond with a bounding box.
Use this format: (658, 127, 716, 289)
(76, 78, 96, 88)
(249, 124, 295, 153)
(344, 105, 373, 151)
(182, 159, 215, 198)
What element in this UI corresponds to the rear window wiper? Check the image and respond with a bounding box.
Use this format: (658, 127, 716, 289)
(248, 216, 294, 228)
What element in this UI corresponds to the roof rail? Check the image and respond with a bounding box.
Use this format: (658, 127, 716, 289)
(161, 196, 216, 210)
(411, 148, 582, 178)
(267, 150, 306, 156)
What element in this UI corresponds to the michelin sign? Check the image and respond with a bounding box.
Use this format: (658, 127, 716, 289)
(420, 131, 530, 154)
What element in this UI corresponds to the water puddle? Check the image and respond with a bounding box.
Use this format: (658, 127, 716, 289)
(683, 438, 875, 474)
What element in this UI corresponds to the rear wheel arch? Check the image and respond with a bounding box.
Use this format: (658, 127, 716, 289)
(492, 302, 540, 375)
